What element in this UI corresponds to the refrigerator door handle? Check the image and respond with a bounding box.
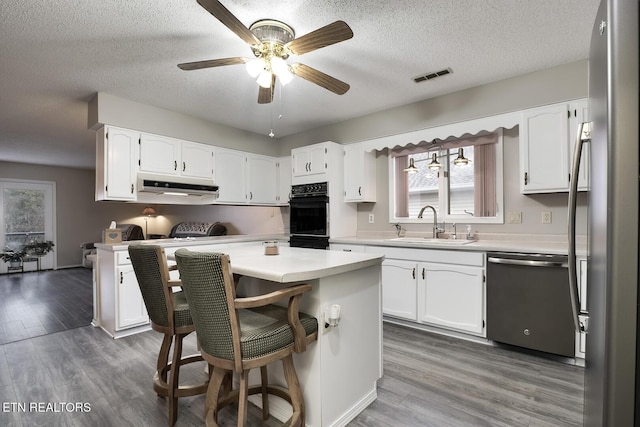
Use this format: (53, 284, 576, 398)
(568, 121, 591, 333)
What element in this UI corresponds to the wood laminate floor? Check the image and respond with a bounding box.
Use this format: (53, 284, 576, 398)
(0, 268, 93, 345)
(0, 269, 584, 426)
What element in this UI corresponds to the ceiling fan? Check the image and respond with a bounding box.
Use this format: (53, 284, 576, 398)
(178, 0, 354, 104)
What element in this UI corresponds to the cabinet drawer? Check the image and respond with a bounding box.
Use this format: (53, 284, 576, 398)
(367, 246, 484, 267)
(116, 251, 132, 265)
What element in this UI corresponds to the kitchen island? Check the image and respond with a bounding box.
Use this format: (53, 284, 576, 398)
(95, 240, 384, 427)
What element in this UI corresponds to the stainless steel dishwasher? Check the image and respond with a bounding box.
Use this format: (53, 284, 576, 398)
(486, 252, 575, 357)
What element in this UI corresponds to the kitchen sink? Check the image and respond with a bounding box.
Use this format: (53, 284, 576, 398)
(385, 237, 474, 245)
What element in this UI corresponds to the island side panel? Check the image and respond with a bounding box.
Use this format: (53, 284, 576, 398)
(316, 264, 382, 426)
(239, 263, 382, 427)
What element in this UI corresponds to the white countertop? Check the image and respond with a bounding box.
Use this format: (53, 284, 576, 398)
(95, 233, 288, 252)
(170, 245, 384, 283)
(330, 235, 587, 257)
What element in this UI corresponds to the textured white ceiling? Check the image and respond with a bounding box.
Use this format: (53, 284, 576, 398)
(0, 0, 600, 169)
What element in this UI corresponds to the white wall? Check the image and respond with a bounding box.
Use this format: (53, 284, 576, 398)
(276, 60, 590, 237)
(0, 161, 287, 268)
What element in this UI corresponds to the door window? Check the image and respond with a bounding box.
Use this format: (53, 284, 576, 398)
(0, 180, 55, 272)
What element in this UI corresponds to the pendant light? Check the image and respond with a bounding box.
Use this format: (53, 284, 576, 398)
(453, 148, 470, 165)
(427, 153, 441, 170)
(403, 158, 419, 173)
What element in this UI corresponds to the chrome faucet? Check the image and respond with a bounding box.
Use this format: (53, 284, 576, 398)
(417, 204, 443, 238)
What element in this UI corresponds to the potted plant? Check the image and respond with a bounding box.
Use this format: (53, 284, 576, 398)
(0, 249, 26, 268)
(23, 240, 55, 256)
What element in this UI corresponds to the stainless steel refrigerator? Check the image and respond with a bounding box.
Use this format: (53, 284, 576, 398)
(569, 0, 639, 425)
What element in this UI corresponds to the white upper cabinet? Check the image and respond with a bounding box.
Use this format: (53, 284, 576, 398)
(568, 99, 590, 191)
(292, 143, 328, 179)
(215, 148, 247, 203)
(215, 149, 282, 205)
(139, 134, 181, 175)
(181, 141, 215, 179)
(246, 154, 279, 205)
(519, 98, 588, 194)
(343, 143, 376, 202)
(278, 156, 292, 204)
(139, 134, 215, 180)
(95, 126, 137, 201)
(519, 103, 570, 193)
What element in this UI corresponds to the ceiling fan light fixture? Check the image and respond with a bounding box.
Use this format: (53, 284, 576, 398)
(270, 56, 287, 76)
(257, 70, 273, 88)
(245, 57, 265, 78)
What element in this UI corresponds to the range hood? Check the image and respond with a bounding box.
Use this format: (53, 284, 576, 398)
(137, 173, 219, 197)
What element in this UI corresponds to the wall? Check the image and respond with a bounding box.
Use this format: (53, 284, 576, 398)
(276, 60, 589, 237)
(0, 161, 287, 269)
(355, 127, 588, 237)
(276, 60, 588, 154)
(88, 92, 279, 157)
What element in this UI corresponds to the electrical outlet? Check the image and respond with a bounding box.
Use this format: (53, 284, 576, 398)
(368, 214, 375, 223)
(542, 211, 552, 224)
(508, 212, 522, 224)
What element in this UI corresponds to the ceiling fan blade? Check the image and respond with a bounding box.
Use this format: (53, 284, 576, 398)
(290, 63, 350, 95)
(197, 0, 260, 46)
(177, 57, 247, 71)
(257, 75, 276, 104)
(286, 21, 353, 56)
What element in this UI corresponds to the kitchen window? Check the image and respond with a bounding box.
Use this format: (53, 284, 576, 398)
(389, 130, 504, 224)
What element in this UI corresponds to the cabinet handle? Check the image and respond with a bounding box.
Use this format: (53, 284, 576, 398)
(174, 160, 177, 171)
(120, 271, 123, 284)
(250, 191, 253, 200)
(412, 267, 415, 279)
(358, 186, 362, 196)
(130, 184, 134, 194)
(183, 162, 186, 172)
(524, 172, 528, 185)
(422, 268, 425, 279)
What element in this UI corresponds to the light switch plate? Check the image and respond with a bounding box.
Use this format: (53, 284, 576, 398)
(508, 212, 522, 224)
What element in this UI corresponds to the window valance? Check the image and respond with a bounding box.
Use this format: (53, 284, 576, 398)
(361, 111, 520, 153)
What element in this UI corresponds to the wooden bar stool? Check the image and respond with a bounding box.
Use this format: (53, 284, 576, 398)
(128, 244, 210, 426)
(174, 248, 318, 427)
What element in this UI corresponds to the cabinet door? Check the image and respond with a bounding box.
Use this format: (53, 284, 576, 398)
(116, 265, 148, 330)
(215, 148, 246, 203)
(344, 143, 376, 202)
(381, 259, 417, 320)
(417, 263, 485, 335)
(292, 144, 327, 177)
(278, 156, 292, 204)
(246, 154, 278, 204)
(520, 103, 570, 193)
(292, 148, 311, 178)
(139, 134, 180, 175)
(308, 144, 327, 175)
(568, 99, 590, 191)
(101, 126, 137, 200)
(181, 141, 215, 179)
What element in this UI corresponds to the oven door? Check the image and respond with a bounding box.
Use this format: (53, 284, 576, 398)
(289, 195, 329, 237)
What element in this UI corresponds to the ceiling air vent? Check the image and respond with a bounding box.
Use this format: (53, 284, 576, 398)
(413, 67, 453, 83)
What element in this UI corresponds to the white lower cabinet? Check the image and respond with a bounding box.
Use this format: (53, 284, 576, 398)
(116, 265, 148, 330)
(417, 263, 485, 335)
(97, 248, 149, 338)
(369, 245, 486, 337)
(381, 259, 418, 321)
